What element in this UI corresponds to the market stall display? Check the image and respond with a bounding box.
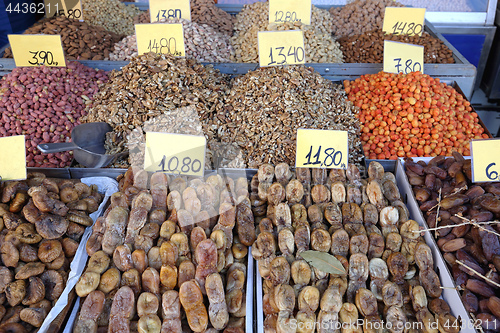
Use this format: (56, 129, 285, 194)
(81, 0, 142, 36)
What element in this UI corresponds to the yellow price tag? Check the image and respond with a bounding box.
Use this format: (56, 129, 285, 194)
(44, 0, 83, 19)
(0, 136, 26, 181)
(8, 35, 66, 67)
(258, 31, 305, 67)
(383, 7, 426, 36)
(295, 129, 348, 170)
(149, 0, 191, 22)
(144, 132, 206, 177)
(383, 40, 423, 74)
(269, 0, 311, 25)
(135, 23, 185, 57)
(471, 139, 500, 182)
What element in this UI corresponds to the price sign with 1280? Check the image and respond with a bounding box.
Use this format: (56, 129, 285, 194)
(295, 129, 348, 170)
(258, 31, 305, 67)
(144, 132, 206, 177)
(135, 23, 185, 57)
(471, 139, 500, 182)
(269, 0, 311, 25)
(382, 7, 426, 36)
(383, 40, 424, 75)
(149, 0, 191, 22)
(8, 35, 66, 67)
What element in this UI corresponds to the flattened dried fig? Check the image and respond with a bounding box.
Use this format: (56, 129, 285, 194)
(14, 262, 45, 280)
(35, 214, 68, 240)
(5, 280, 25, 307)
(14, 223, 41, 244)
(22, 277, 44, 306)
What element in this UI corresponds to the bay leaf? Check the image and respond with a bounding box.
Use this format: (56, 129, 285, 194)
(299, 250, 347, 276)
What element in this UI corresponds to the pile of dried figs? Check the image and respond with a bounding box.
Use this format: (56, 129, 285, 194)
(74, 167, 255, 332)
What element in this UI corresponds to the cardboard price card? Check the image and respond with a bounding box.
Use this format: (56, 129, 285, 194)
(149, 0, 191, 22)
(295, 129, 348, 170)
(258, 31, 305, 67)
(471, 139, 500, 182)
(135, 23, 185, 57)
(8, 35, 66, 67)
(0, 136, 27, 181)
(383, 7, 426, 36)
(269, 0, 312, 25)
(144, 132, 206, 177)
(44, 0, 83, 19)
(383, 40, 424, 74)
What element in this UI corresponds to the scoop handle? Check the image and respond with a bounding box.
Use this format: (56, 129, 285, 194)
(37, 142, 79, 153)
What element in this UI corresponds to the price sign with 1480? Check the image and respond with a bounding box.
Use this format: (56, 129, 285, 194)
(147, 38, 182, 56)
(382, 7, 425, 37)
(135, 23, 185, 57)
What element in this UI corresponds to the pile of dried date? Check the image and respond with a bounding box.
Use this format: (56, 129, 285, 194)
(0, 173, 103, 331)
(251, 162, 458, 333)
(406, 153, 500, 331)
(74, 167, 255, 332)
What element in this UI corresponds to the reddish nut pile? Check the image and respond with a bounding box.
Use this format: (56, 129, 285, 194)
(2, 16, 123, 61)
(344, 71, 488, 159)
(405, 153, 500, 331)
(0, 174, 103, 331)
(339, 30, 454, 64)
(74, 167, 254, 332)
(0, 62, 108, 168)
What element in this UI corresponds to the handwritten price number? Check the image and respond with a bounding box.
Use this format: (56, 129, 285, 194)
(392, 21, 423, 35)
(394, 58, 422, 74)
(53, 8, 82, 19)
(27, 51, 58, 66)
(303, 146, 345, 168)
(156, 9, 181, 21)
(274, 11, 300, 23)
(445, 318, 497, 330)
(157, 156, 202, 175)
(486, 163, 500, 181)
(268, 46, 304, 65)
(147, 38, 182, 56)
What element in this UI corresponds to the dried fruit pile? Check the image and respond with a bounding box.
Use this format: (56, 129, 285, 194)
(344, 72, 488, 159)
(215, 66, 363, 168)
(74, 167, 255, 332)
(0, 174, 103, 331)
(0, 62, 108, 168)
(406, 153, 500, 331)
(251, 162, 459, 332)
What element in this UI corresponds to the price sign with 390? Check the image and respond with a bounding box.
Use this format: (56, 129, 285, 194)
(383, 40, 424, 75)
(295, 129, 348, 170)
(8, 34, 66, 67)
(471, 139, 500, 182)
(382, 7, 426, 36)
(149, 0, 191, 22)
(144, 132, 206, 177)
(258, 31, 305, 67)
(135, 23, 185, 57)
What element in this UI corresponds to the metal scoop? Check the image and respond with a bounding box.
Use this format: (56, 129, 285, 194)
(37, 122, 127, 168)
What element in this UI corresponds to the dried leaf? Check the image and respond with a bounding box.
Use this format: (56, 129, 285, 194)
(299, 250, 347, 276)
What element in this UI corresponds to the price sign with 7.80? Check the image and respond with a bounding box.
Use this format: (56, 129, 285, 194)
(383, 40, 423, 74)
(382, 7, 426, 36)
(8, 34, 66, 67)
(258, 31, 305, 67)
(135, 23, 185, 57)
(295, 129, 348, 170)
(144, 132, 206, 177)
(471, 139, 500, 182)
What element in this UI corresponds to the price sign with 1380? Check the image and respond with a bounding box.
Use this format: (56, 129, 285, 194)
(149, 0, 191, 22)
(269, 0, 311, 25)
(135, 23, 185, 57)
(258, 31, 305, 67)
(295, 129, 348, 170)
(383, 40, 424, 75)
(382, 7, 425, 36)
(471, 139, 500, 182)
(8, 35, 66, 67)
(144, 132, 206, 177)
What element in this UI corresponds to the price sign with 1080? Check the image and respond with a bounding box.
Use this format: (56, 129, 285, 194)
(471, 139, 500, 182)
(258, 31, 305, 67)
(383, 40, 424, 75)
(8, 34, 66, 67)
(295, 129, 348, 170)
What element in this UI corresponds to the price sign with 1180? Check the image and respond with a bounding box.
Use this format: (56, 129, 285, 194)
(8, 34, 66, 67)
(382, 7, 426, 36)
(144, 132, 206, 177)
(383, 40, 424, 75)
(295, 129, 348, 170)
(149, 0, 191, 22)
(258, 31, 305, 67)
(135, 23, 185, 57)
(470, 139, 500, 182)
(269, 0, 311, 25)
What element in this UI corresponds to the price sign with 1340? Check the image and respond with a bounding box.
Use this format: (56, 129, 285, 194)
(144, 132, 206, 177)
(382, 7, 426, 36)
(470, 139, 500, 182)
(258, 31, 305, 67)
(149, 0, 191, 22)
(295, 129, 348, 170)
(383, 40, 424, 75)
(268, 0, 311, 25)
(135, 23, 185, 57)
(8, 34, 66, 67)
